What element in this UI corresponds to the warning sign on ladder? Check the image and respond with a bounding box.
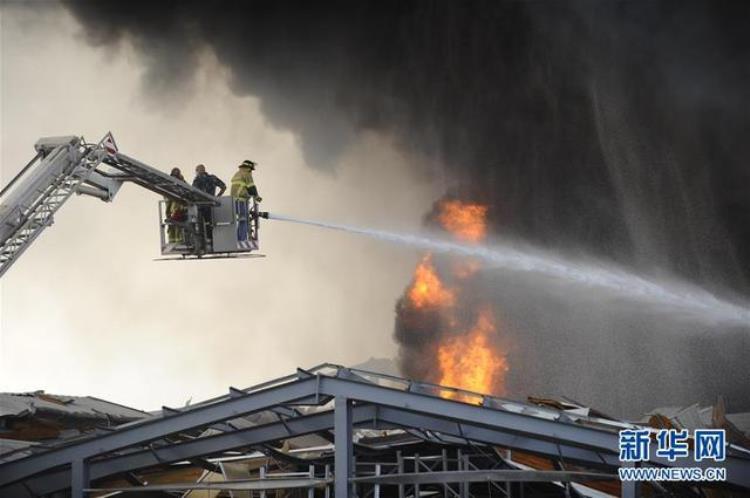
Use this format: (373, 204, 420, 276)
(101, 132, 118, 155)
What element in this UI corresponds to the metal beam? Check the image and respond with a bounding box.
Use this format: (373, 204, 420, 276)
(318, 377, 750, 489)
(319, 377, 618, 452)
(13, 405, 380, 497)
(376, 408, 620, 467)
(0, 377, 321, 487)
(621, 462, 641, 498)
(350, 469, 616, 484)
(70, 459, 88, 498)
(103, 153, 218, 205)
(86, 477, 333, 492)
(335, 396, 353, 498)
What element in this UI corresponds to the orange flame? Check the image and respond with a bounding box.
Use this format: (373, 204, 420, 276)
(407, 254, 455, 309)
(436, 200, 489, 243)
(437, 309, 508, 396)
(403, 198, 507, 399)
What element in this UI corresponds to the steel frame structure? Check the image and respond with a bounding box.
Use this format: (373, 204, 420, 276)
(1, 364, 748, 497)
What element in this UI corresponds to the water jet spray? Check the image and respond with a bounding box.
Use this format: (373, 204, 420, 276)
(268, 212, 750, 327)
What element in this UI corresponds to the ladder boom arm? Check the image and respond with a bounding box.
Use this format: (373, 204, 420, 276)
(0, 133, 220, 278)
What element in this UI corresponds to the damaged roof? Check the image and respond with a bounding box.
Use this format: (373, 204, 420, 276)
(0, 390, 151, 459)
(0, 391, 149, 422)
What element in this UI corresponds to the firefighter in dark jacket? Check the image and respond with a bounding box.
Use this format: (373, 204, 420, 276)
(193, 164, 226, 242)
(193, 164, 226, 196)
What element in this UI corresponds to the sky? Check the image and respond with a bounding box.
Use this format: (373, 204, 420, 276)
(0, 2, 442, 410)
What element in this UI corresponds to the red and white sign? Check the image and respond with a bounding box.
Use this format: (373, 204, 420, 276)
(101, 132, 118, 155)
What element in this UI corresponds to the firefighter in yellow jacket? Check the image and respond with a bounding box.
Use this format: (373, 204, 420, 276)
(231, 160, 262, 241)
(166, 167, 188, 245)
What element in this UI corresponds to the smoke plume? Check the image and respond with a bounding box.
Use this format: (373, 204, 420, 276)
(63, 0, 750, 415)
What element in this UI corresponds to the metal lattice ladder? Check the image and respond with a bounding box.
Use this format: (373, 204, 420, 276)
(0, 151, 100, 278)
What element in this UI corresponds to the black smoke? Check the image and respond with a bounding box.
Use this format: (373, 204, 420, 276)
(64, 0, 750, 415)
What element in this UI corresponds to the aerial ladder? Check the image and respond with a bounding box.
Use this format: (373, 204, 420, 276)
(0, 133, 267, 278)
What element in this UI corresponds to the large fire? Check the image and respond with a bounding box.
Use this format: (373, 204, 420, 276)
(408, 254, 455, 309)
(401, 198, 508, 397)
(436, 199, 489, 243)
(438, 309, 508, 395)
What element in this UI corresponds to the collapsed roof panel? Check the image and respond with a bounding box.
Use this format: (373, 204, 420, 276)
(0, 391, 151, 448)
(0, 392, 150, 424)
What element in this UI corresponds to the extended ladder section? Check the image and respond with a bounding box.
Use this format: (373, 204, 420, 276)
(102, 153, 217, 206)
(0, 136, 103, 278)
(0, 133, 255, 278)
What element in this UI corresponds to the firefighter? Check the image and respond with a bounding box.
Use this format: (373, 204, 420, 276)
(165, 167, 188, 246)
(193, 164, 226, 242)
(193, 164, 226, 197)
(230, 160, 262, 242)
